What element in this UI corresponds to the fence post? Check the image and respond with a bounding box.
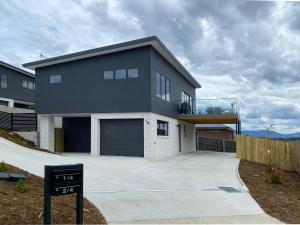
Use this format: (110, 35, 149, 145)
(223, 139, 225, 152)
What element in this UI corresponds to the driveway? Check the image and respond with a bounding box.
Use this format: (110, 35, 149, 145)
(0, 138, 280, 223)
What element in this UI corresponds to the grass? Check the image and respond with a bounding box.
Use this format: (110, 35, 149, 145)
(0, 129, 55, 154)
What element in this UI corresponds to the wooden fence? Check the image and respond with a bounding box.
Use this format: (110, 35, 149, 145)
(237, 135, 300, 171)
(291, 141, 300, 174)
(197, 136, 236, 153)
(54, 128, 64, 153)
(0, 111, 37, 131)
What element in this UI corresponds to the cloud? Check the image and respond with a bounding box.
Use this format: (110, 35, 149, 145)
(0, 0, 299, 133)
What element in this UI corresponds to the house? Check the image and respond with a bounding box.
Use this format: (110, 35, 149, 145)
(23, 36, 241, 159)
(0, 60, 35, 110)
(196, 124, 235, 141)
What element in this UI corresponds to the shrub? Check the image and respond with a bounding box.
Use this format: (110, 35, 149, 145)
(0, 161, 7, 171)
(270, 174, 281, 184)
(15, 179, 27, 193)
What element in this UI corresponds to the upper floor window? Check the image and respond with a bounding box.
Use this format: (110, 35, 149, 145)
(28, 81, 34, 90)
(128, 68, 139, 78)
(50, 75, 61, 84)
(103, 70, 114, 80)
(115, 69, 126, 79)
(156, 72, 170, 102)
(157, 120, 169, 136)
(1, 75, 7, 88)
(23, 80, 28, 88)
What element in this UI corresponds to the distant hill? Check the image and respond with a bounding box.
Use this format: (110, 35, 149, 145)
(242, 130, 300, 140)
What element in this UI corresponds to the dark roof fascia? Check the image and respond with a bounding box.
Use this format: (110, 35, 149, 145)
(0, 60, 35, 78)
(23, 36, 200, 88)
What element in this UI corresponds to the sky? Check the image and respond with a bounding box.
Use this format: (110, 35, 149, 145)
(0, 0, 300, 133)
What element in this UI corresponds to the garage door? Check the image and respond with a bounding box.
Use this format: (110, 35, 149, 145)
(63, 117, 91, 153)
(100, 119, 144, 157)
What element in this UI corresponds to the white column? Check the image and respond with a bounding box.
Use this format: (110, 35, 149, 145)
(91, 115, 100, 156)
(8, 100, 14, 107)
(39, 115, 55, 152)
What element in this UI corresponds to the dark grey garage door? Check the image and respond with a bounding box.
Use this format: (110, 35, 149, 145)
(100, 119, 144, 157)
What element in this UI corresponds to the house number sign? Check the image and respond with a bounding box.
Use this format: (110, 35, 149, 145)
(44, 164, 83, 224)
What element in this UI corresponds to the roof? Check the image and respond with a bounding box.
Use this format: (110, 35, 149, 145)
(196, 124, 234, 131)
(23, 36, 201, 88)
(0, 60, 35, 78)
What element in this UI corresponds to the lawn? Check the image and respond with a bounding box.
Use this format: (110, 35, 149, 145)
(239, 160, 300, 224)
(0, 163, 106, 224)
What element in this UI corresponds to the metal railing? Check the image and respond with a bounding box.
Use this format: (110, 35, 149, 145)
(178, 98, 240, 117)
(196, 136, 236, 153)
(0, 111, 37, 131)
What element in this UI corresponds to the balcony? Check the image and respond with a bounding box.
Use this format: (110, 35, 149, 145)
(177, 98, 241, 132)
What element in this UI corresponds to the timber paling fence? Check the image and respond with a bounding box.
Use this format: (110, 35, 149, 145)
(196, 136, 236, 153)
(237, 135, 300, 173)
(0, 111, 37, 131)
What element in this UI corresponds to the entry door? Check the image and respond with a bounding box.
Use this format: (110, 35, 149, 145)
(100, 119, 144, 157)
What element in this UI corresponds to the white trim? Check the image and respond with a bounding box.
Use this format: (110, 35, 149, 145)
(0, 97, 14, 107)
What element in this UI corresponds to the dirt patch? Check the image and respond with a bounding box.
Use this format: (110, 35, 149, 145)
(239, 160, 300, 224)
(0, 164, 106, 224)
(0, 129, 55, 154)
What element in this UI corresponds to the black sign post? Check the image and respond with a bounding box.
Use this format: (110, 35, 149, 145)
(44, 164, 83, 224)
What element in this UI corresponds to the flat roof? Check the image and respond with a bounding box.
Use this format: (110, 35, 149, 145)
(0, 60, 35, 78)
(23, 36, 201, 88)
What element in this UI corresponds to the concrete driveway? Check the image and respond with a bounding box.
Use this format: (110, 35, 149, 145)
(0, 138, 280, 223)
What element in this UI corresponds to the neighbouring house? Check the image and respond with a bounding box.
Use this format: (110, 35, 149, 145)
(0, 60, 35, 111)
(196, 124, 235, 141)
(23, 36, 241, 159)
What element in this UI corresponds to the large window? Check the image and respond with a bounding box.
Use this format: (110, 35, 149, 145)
(103, 70, 114, 80)
(1, 75, 7, 88)
(115, 69, 126, 79)
(156, 72, 170, 102)
(50, 75, 61, 84)
(128, 68, 139, 78)
(157, 120, 169, 136)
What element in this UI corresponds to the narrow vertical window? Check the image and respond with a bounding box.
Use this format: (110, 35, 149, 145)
(156, 72, 161, 97)
(1, 75, 7, 88)
(166, 79, 170, 102)
(161, 75, 166, 100)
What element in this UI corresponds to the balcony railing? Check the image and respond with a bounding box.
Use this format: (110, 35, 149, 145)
(177, 98, 239, 117)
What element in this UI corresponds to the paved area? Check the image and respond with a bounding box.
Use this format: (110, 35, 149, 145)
(0, 138, 281, 223)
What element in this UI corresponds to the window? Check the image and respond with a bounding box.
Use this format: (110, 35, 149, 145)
(1, 75, 7, 88)
(115, 69, 126, 79)
(181, 91, 191, 103)
(50, 75, 61, 84)
(128, 68, 139, 78)
(104, 70, 114, 80)
(156, 72, 170, 102)
(166, 79, 170, 102)
(157, 120, 169, 136)
(28, 81, 34, 90)
(156, 73, 161, 97)
(161, 75, 166, 100)
(23, 80, 28, 88)
(0, 100, 8, 106)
